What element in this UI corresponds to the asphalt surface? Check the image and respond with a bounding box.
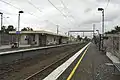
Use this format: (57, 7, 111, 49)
(58, 43, 120, 80)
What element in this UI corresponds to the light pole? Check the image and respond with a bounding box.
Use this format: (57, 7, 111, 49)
(68, 31, 69, 36)
(0, 12, 3, 46)
(96, 30, 100, 35)
(96, 30, 101, 51)
(93, 24, 95, 34)
(18, 11, 24, 47)
(56, 25, 59, 34)
(0, 12, 3, 30)
(93, 24, 95, 39)
(83, 32, 84, 37)
(98, 8, 104, 50)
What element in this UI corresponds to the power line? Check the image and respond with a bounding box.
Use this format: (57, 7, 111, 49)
(0, 0, 73, 30)
(0, 0, 68, 26)
(0, 0, 65, 30)
(0, 0, 43, 21)
(47, 0, 67, 18)
(59, 0, 68, 10)
(59, 0, 75, 20)
(59, 0, 79, 27)
(26, 0, 42, 13)
(27, 0, 73, 29)
(105, 0, 110, 9)
(47, 0, 76, 28)
(0, 9, 17, 15)
(0, 0, 22, 11)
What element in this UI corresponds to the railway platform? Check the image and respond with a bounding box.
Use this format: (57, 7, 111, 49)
(1, 42, 120, 80)
(57, 43, 120, 80)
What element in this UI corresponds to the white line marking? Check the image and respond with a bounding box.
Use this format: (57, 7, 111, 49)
(43, 42, 91, 80)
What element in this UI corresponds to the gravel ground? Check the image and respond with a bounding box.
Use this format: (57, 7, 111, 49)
(0, 43, 85, 80)
(58, 43, 120, 80)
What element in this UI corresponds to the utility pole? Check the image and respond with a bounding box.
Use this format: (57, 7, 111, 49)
(0, 12, 3, 46)
(68, 31, 69, 36)
(102, 10, 104, 36)
(83, 32, 84, 37)
(18, 11, 24, 47)
(98, 8, 104, 50)
(102, 10, 104, 50)
(56, 25, 59, 34)
(93, 24, 95, 37)
(0, 12, 3, 30)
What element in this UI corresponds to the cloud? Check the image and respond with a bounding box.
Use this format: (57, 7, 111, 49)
(0, 0, 120, 36)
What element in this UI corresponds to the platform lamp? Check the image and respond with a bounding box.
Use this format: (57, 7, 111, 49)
(98, 8, 104, 50)
(96, 30, 101, 51)
(18, 11, 24, 47)
(0, 12, 3, 46)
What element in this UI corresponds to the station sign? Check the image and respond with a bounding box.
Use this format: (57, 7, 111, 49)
(16, 31, 20, 34)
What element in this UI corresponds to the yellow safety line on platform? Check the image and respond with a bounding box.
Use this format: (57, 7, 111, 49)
(67, 46, 89, 80)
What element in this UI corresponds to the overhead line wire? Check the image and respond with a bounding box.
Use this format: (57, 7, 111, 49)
(105, 0, 110, 10)
(48, 0, 75, 29)
(0, 0, 72, 29)
(47, 0, 67, 18)
(59, 0, 79, 27)
(0, 9, 17, 15)
(0, 0, 43, 21)
(0, 0, 53, 29)
(26, 0, 42, 13)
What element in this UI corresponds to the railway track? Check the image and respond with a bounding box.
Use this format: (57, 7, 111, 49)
(24, 50, 72, 80)
(0, 43, 86, 80)
(24, 43, 87, 80)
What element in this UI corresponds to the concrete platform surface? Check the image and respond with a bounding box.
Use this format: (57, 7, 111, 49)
(0, 45, 31, 52)
(58, 43, 120, 80)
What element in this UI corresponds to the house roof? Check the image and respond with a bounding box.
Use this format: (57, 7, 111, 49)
(9, 30, 68, 38)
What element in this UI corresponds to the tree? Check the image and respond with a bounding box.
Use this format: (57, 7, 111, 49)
(83, 36, 90, 41)
(30, 28, 33, 31)
(111, 30, 117, 34)
(105, 25, 120, 34)
(77, 35, 82, 41)
(0, 25, 16, 33)
(21, 27, 27, 31)
(21, 27, 33, 31)
(115, 26, 120, 32)
(6, 25, 16, 33)
(1, 26, 6, 32)
(84, 36, 88, 40)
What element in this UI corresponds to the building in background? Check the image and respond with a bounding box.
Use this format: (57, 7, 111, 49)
(0, 33, 13, 45)
(9, 30, 69, 46)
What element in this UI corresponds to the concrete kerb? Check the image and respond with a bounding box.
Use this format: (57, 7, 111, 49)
(106, 52, 120, 63)
(0, 42, 80, 55)
(106, 52, 120, 74)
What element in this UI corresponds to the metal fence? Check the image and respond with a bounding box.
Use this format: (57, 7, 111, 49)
(0, 33, 17, 45)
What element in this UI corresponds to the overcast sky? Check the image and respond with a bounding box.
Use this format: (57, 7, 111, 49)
(0, 0, 120, 37)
